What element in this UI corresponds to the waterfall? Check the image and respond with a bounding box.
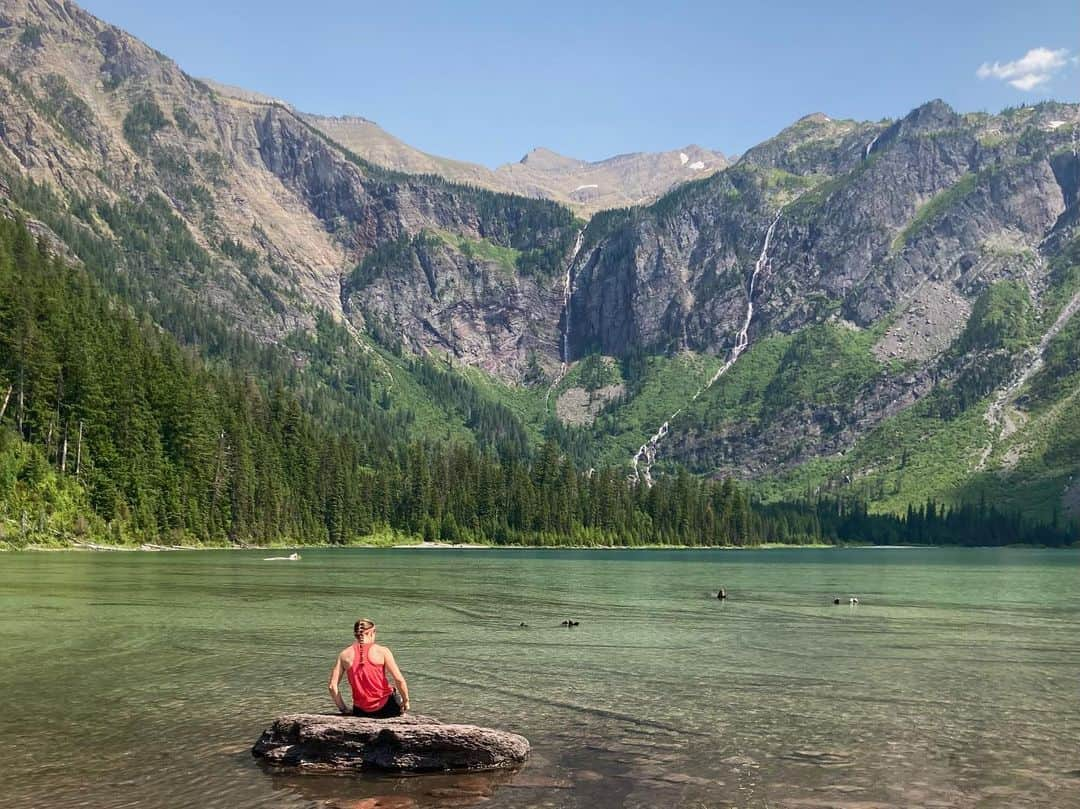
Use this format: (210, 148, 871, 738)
(545, 228, 586, 404)
(562, 228, 585, 366)
(975, 286, 1080, 470)
(864, 131, 881, 160)
(630, 210, 783, 486)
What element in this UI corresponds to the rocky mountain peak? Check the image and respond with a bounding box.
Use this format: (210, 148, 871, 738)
(617, 144, 723, 171)
(737, 109, 870, 175)
(517, 146, 583, 171)
(795, 112, 833, 125)
(203, 79, 293, 109)
(897, 98, 960, 133)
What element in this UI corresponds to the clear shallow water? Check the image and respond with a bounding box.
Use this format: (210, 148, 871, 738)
(1, 546, 1079, 809)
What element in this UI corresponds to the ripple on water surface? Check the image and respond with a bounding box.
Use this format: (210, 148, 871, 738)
(1, 546, 1078, 808)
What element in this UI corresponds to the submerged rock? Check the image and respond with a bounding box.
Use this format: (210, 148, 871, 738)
(252, 713, 529, 773)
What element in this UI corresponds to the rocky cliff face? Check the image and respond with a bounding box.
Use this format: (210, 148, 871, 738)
(1, 0, 1078, 515)
(340, 228, 568, 376)
(566, 99, 1080, 483)
(0, 0, 577, 381)
(569, 101, 1077, 358)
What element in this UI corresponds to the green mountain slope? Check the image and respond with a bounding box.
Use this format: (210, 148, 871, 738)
(0, 0, 1077, 540)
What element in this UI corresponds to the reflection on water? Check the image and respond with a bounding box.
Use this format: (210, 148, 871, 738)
(266, 767, 520, 808)
(1, 547, 1079, 808)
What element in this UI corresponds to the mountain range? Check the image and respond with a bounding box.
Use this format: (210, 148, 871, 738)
(1, 0, 1078, 531)
(304, 114, 727, 216)
(201, 80, 727, 216)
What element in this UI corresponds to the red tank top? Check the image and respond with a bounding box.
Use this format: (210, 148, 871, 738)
(346, 642, 393, 712)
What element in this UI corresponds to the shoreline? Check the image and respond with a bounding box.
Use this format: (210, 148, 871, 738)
(8, 540, 840, 552)
(6, 537, 851, 552)
(5, 539, 1074, 553)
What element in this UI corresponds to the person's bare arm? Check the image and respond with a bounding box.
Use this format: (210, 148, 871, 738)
(383, 648, 410, 711)
(327, 650, 349, 714)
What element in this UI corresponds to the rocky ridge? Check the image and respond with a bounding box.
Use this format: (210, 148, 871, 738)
(207, 80, 721, 219)
(562, 99, 1080, 491)
(0, 0, 582, 381)
(299, 108, 727, 216)
(1, 0, 1078, 517)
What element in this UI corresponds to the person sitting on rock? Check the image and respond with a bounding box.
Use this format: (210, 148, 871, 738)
(328, 617, 411, 718)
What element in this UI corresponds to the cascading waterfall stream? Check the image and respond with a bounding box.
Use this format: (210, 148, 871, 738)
(341, 315, 396, 391)
(545, 228, 586, 403)
(975, 286, 1080, 470)
(630, 210, 783, 486)
(562, 228, 586, 367)
(864, 130, 881, 160)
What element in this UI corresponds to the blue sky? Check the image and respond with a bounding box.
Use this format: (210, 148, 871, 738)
(81, 0, 1080, 166)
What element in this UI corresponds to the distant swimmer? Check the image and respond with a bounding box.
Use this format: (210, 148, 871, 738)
(717, 588, 727, 600)
(560, 620, 580, 627)
(833, 598, 841, 605)
(264, 552, 301, 561)
(519, 622, 528, 628)
(849, 597, 859, 605)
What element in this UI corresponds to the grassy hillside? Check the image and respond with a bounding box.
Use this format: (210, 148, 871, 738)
(752, 303, 1080, 522)
(540, 352, 725, 469)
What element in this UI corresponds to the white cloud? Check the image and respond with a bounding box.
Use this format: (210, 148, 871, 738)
(977, 47, 1071, 91)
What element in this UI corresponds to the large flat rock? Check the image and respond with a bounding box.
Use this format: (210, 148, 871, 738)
(252, 713, 530, 773)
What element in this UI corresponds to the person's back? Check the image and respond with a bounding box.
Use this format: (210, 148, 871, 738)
(328, 618, 410, 717)
(346, 639, 393, 712)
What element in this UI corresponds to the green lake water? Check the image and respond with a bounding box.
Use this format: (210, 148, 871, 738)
(1, 546, 1078, 808)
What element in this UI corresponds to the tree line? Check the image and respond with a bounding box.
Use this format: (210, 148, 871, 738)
(0, 213, 1074, 548)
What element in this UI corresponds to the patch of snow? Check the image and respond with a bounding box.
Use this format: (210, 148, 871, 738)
(679, 152, 689, 165)
(572, 184, 599, 192)
(1046, 119, 1067, 130)
(687, 161, 705, 170)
